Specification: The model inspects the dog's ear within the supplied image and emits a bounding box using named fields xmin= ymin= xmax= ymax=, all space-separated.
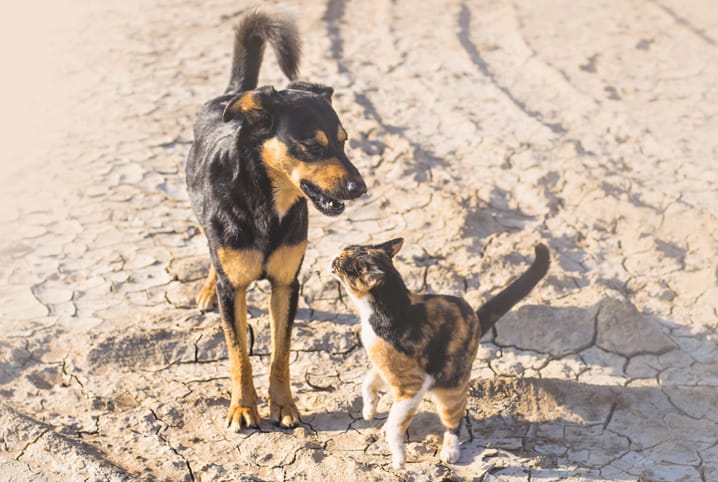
xmin=376 ymin=238 xmax=404 ymax=258
xmin=223 ymin=86 xmax=278 ymax=123
xmin=287 ymin=80 xmax=333 ymax=103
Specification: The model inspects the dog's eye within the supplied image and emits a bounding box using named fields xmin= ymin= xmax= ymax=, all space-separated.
xmin=300 ymin=141 xmax=325 ymax=158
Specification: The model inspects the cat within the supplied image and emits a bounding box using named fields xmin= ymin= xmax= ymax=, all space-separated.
xmin=330 ymin=238 xmax=549 ymax=469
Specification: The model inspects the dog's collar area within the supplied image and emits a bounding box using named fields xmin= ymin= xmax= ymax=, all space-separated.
xmin=300 ymin=180 xmax=345 ymax=216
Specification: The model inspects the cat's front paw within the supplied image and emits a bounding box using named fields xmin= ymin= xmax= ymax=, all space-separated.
xmin=391 ymin=453 xmax=406 ymax=470
xmin=362 ymin=398 xmax=377 ymax=420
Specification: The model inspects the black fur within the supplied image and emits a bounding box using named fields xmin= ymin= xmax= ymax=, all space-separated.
xmin=334 ymin=242 xmax=549 ymax=387
xmin=476 ymin=244 xmax=550 ymax=335
xmin=185 ymin=10 xmax=366 ymax=427
xmin=227 ymin=9 xmax=301 ymax=94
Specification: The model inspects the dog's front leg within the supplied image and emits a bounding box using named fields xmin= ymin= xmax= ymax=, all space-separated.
xmin=266 ymin=242 xmax=306 ymax=427
xmin=216 ymin=280 xmax=259 ymax=430
xmin=267 ymin=278 xmax=300 ymax=427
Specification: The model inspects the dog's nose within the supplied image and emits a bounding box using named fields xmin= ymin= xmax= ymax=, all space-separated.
xmin=345 ymin=179 xmax=367 ymax=198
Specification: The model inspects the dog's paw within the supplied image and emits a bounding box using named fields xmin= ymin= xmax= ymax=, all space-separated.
xmin=226 ymin=404 xmax=260 ymax=431
xmin=269 ymin=399 xmax=300 ymax=428
xmin=196 ymin=285 xmax=216 ymax=311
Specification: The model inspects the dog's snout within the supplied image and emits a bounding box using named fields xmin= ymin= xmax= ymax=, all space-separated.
xmin=345 ymin=179 xmax=367 ymax=198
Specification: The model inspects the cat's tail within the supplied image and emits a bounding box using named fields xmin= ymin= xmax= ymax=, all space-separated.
xmin=476 ymin=244 xmax=550 ymax=336
xmin=225 ymin=9 xmax=301 ymax=94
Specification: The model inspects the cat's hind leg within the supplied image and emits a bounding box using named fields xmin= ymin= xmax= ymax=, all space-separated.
xmin=432 ymin=385 xmax=467 ymax=464
xmin=385 ymin=375 xmax=433 ymax=469
xmin=362 ymin=367 xmax=385 ymax=420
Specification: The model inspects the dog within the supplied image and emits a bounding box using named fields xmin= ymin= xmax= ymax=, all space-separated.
xmin=185 ymin=9 xmax=367 ymax=430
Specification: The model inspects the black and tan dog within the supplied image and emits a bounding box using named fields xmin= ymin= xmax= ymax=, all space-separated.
xmin=185 ymin=10 xmax=366 ymax=430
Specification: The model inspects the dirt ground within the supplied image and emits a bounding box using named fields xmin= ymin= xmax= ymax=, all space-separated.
xmin=1 ymin=0 xmax=717 ymax=480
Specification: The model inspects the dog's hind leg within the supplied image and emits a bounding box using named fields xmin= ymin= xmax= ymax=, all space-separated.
xmin=196 ymin=264 xmax=217 ymax=310
xmin=265 ymin=241 xmax=307 ymax=428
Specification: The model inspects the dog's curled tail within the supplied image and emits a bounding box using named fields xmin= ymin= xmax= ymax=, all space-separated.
xmin=226 ymin=9 xmax=301 ymax=94
xmin=476 ymin=244 xmax=550 ymax=336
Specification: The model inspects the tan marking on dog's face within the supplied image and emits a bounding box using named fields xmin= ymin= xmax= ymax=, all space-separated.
xmin=294 ymin=157 xmax=350 ymax=194
xmin=265 ymin=241 xmax=307 ymax=285
xmin=337 ymin=126 xmax=347 ymax=143
xmin=315 ymin=130 xmax=329 ymax=147
xmin=261 ymin=138 xmax=303 ymax=216
xmin=216 ymin=247 xmax=264 ymax=287
xmin=262 ymin=136 xmax=357 ymax=198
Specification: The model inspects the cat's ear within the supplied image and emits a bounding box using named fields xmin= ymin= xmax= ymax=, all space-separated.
xmin=363 ymin=265 xmax=385 ymax=289
xmin=377 ymin=238 xmax=404 ymax=258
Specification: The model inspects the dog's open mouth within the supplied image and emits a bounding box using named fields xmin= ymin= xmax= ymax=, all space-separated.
xmin=300 ymin=181 xmax=345 ymax=216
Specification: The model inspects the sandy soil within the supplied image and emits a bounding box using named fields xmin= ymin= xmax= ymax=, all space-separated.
xmin=1 ymin=0 xmax=717 ymax=480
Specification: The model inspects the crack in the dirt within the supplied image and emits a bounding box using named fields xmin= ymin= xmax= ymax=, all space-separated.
xmin=650 ymin=0 xmax=716 ymax=45
xmin=14 ymin=428 xmax=50 ymax=461
xmin=149 ymin=408 xmax=195 ymax=482
xmin=602 ymin=402 xmax=617 ymax=430
xmin=457 ymin=3 xmax=566 ymax=135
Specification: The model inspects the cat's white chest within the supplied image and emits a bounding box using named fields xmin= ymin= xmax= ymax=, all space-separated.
xmin=349 ymin=293 xmax=378 ymax=352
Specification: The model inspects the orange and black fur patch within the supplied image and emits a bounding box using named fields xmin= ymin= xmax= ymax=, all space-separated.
xmin=185 ymin=9 xmax=367 ymax=431
xmin=331 ymin=238 xmax=549 ymax=468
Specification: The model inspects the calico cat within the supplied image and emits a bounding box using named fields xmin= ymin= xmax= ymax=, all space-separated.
xmin=330 ymin=238 xmax=549 ymax=469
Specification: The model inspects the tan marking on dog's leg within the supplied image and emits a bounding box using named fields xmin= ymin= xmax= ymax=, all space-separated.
xmin=267 ymin=283 xmax=300 ymax=427
xmin=214 ymin=247 xmax=263 ymax=430
xmin=337 ymin=125 xmax=347 ymax=143
xmin=196 ymin=264 xmax=217 ymax=310
xmin=265 ymin=242 xmax=306 ymax=427
xmin=216 ymin=247 xmax=263 ymax=287
xmin=222 ymin=285 xmax=260 ymax=430
xmin=265 ymin=242 xmax=307 ymax=285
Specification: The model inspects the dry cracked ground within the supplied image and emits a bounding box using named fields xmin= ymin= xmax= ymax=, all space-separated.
xmin=1 ymin=0 xmax=717 ymax=480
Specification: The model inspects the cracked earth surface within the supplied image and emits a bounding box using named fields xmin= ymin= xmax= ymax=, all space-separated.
xmin=1 ymin=0 xmax=717 ymax=480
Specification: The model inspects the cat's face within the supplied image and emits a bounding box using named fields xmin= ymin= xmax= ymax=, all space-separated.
xmin=330 ymin=238 xmax=404 ymax=298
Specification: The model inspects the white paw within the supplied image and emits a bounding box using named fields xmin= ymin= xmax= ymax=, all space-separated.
xmin=440 ymin=444 xmax=460 ymax=464
xmin=362 ymin=398 xmax=377 ymax=420
xmin=440 ymin=432 xmax=460 ymax=464
xmin=391 ymin=454 xmax=406 ymax=470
